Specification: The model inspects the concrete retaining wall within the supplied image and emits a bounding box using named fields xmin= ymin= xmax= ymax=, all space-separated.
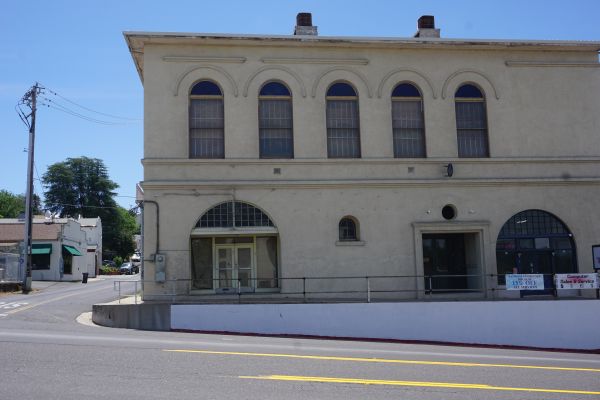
xmin=171 ymin=300 xmax=600 ymax=350
xmin=93 ymin=303 xmax=171 ymax=331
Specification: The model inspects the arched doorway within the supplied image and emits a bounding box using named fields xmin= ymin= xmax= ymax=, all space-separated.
xmin=190 ymin=201 xmax=279 ymax=293
xmin=496 ymin=210 xmax=577 ymax=288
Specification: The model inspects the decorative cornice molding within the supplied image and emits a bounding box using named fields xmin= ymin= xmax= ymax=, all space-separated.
xmin=505 ymin=61 xmax=600 ymax=67
xmin=311 ymin=67 xmax=373 ymax=98
xmin=140 ymin=178 xmax=600 ymax=191
xmin=377 ymin=68 xmax=437 ymax=99
xmin=142 ymin=157 xmax=600 ymax=166
xmin=261 ymin=57 xmax=369 ymax=65
xmin=441 ymin=69 xmax=500 ymax=100
xmin=172 ymin=65 xmax=239 ymax=97
xmin=162 ymin=56 xmax=246 ymax=63
xmin=412 ymin=221 xmax=490 ymax=228
xmin=242 ymin=65 xmax=307 ymax=98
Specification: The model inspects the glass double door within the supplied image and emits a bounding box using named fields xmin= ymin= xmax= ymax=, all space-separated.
xmin=215 ymin=244 xmax=254 ymax=291
xmin=423 ymin=233 xmax=468 ymax=292
xmin=518 ymin=251 xmax=554 ymax=294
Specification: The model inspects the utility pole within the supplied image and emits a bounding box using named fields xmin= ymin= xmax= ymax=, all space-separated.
xmin=18 ymin=83 xmax=43 ymax=293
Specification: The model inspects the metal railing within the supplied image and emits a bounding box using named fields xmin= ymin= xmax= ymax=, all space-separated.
xmin=113 ymin=280 xmax=141 ymax=304
xmin=123 ymin=272 xmax=599 ymax=303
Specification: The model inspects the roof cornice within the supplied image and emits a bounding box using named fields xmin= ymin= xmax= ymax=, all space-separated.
xmin=124 ymin=31 xmax=600 ymax=83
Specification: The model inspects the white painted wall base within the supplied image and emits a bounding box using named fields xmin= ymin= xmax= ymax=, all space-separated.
xmin=171 ymin=300 xmax=600 ymax=350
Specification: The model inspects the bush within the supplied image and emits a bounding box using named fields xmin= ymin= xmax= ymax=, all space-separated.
xmin=113 ymin=256 xmax=123 ymax=266
xmin=99 ymin=266 xmax=119 ymax=275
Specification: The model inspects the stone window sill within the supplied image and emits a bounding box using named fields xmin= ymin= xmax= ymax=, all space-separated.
xmin=335 ymin=240 xmax=365 ymax=246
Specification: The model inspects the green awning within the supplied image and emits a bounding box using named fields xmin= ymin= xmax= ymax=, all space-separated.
xmin=62 ymin=245 xmax=82 ymax=256
xmin=32 ymin=243 xmax=52 ymax=255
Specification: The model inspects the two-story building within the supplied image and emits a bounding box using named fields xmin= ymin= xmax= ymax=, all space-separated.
xmin=126 ymin=14 xmax=600 ymax=301
xmin=78 ymin=217 xmax=102 ymax=278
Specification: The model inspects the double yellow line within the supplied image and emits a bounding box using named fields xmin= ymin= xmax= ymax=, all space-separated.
xmin=165 ymin=349 xmax=600 ymax=373
xmin=166 ymin=349 xmax=600 ymax=396
xmin=239 ymin=375 xmax=600 ymax=396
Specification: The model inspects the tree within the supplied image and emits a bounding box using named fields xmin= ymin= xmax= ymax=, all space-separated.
xmin=110 ymin=207 xmax=138 ymax=257
xmin=42 ymin=157 xmax=136 ymax=258
xmin=0 ymin=190 xmax=41 ymax=218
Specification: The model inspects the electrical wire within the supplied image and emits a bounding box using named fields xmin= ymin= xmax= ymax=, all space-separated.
xmin=15 ymin=103 xmax=31 ymax=129
xmin=42 ymin=84 xmax=141 ymax=121
xmin=39 ymin=99 xmax=124 ymax=125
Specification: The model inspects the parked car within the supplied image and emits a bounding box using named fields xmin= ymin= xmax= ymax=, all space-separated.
xmin=119 ymin=262 xmax=139 ymax=275
xmin=103 ymin=260 xmax=116 ymax=268
xmin=130 ymin=252 xmax=141 ymax=266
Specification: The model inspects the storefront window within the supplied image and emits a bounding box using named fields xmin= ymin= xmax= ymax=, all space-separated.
xmin=495 ymin=210 xmax=576 ymax=285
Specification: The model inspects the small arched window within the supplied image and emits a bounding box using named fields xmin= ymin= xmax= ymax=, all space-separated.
xmin=326 ymin=82 xmax=361 ymax=158
xmin=189 ymin=80 xmax=224 ymax=158
xmin=392 ymin=83 xmax=425 ymax=157
xmin=259 ymin=82 xmax=293 ymax=158
xmin=339 ymin=217 xmax=359 ymax=241
xmin=455 ymin=84 xmax=489 ymax=158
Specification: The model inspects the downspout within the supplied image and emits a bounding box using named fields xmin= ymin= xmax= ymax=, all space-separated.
xmin=139 ymin=200 xmax=159 ymax=254
xmin=138 ymin=199 xmax=159 ymax=298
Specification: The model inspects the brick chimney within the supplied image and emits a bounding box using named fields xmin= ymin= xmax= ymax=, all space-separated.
xmin=294 ymin=12 xmax=318 ymax=36
xmin=414 ymin=15 xmax=440 ymax=38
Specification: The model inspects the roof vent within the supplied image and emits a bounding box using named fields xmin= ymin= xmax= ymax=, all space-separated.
xmin=414 ymin=15 xmax=440 ymax=38
xmin=294 ymin=12 xmax=318 ymax=36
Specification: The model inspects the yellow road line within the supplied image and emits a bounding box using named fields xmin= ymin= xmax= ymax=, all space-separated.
xmin=239 ymin=375 xmax=600 ymax=396
xmin=164 ymin=349 xmax=600 ymax=373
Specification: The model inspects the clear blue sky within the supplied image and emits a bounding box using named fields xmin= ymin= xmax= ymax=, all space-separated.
xmin=2 ymin=0 xmax=599 ymax=210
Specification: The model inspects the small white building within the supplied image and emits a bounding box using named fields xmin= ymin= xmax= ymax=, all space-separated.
xmin=0 ymin=217 xmax=101 ymax=281
xmin=78 ymin=217 xmax=103 ymax=278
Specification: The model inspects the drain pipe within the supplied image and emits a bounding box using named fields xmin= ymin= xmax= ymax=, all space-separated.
xmin=139 ymin=200 xmax=159 ymax=254
xmin=138 ymin=199 xmax=160 ymax=296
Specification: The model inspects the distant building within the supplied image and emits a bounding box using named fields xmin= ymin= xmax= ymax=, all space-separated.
xmin=0 ymin=217 xmax=102 ymax=281
xmin=126 ymin=14 xmax=600 ymax=301
xmin=78 ymin=217 xmax=103 ymax=278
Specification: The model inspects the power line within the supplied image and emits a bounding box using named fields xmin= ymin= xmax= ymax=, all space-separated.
xmin=42 ymin=84 xmax=141 ymax=121
xmin=46 ymin=202 xmax=132 ymax=210
xmin=15 ymin=103 xmax=32 ymax=129
xmin=39 ymin=98 xmax=126 ymax=125
xmin=33 ymin=163 xmax=44 ymax=200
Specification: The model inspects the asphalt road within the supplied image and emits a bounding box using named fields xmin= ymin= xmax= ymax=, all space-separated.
xmin=0 ymin=277 xmax=599 ymax=400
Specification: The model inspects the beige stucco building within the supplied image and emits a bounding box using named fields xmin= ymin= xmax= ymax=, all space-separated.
xmin=126 ymin=15 xmax=600 ymax=301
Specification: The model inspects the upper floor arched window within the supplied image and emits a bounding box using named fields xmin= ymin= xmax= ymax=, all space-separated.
xmin=189 ymin=80 xmax=224 ymax=158
xmin=392 ymin=83 xmax=426 ymax=158
xmin=259 ymin=81 xmax=293 ymax=158
xmin=326 ymin=82 xmax=361 ymax=158
xmin=455 ymin=84 xmax=489 ymax=158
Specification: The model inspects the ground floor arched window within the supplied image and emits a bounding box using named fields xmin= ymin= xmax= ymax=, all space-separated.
xmin=190 ymin=201 xmax=279 ymax=293
xmin=495 ymin=209 xmax=577 ymax=285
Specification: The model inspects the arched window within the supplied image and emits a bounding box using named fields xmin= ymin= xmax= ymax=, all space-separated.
xmin=495 ymin=210 xmax=577 ymax=285
xmin=196 ymin=201 xmax=274 ymax=228
xmin=259 ymin=82 xmax=293 ymax=158
xmin=339 ymin=217 xmax=359 ymax=241
xmin=455 ymin=84 xmax=489 ymax=158
xmin=191 ymin=201 xmax=278 ymax=292
xmin=189 ymin=80 xmax=224 ymax=158
xmin=326 ymin=82 xmax=361 ymax=158
xmin=392 ymin=83 xmax=425 ymax=157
